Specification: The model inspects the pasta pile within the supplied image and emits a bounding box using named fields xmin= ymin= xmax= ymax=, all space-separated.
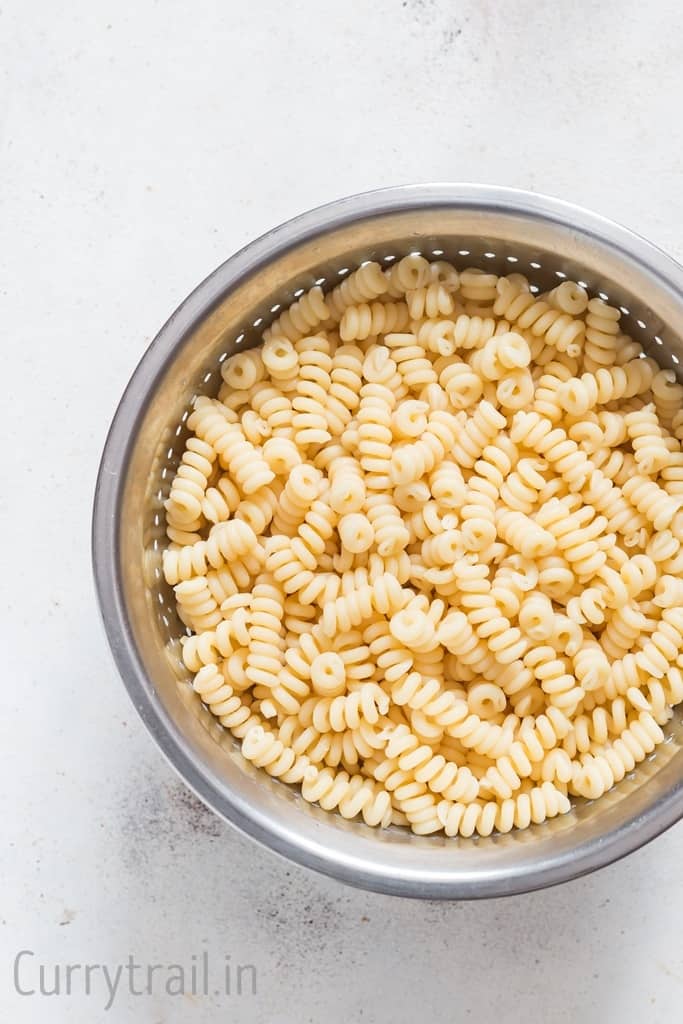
xmin=162 ymin=253 xmax=683 ymax=837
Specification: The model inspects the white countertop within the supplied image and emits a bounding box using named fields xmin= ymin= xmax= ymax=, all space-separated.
xmin=3 ymin=1 xmax=683 ymax=1020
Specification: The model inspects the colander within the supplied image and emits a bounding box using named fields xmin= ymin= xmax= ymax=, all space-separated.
xmin=92 ymin=184 xmax=683 ymax=899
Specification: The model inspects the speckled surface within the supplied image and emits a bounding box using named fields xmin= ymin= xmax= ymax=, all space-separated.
xmin=3 ymin=1 xmax=683 ymax=1020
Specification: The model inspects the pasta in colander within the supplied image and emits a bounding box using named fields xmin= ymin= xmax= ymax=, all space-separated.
xmin=161 ymin=253 xmax=683 ymax=837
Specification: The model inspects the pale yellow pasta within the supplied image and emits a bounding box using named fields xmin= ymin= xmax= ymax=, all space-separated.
xmin=496 ymin=368 xmax=534 ymax=411
xmin=270 ymin=463 xmax=321 ymax=535
xmin=262 ymin=436 xmax=302 ymax=476
xmin=393 ymin=480 xmax=431 ymax=513
xmin=263 ymin=285 xmax=330 ymax=344
xmin=160 ymin=256 xmax=683 ymax=838
xmin=384 ymin=253 xmax=431 ymax=294
xmin=384 ymin=331 xmax=438 ymax=390
xmin=451 ymin=401 xmax=506 ymax=469
xmin=438 ymin=359 xmax=483 ymax=410
xmin=556 ymin=360 xmax=657 ymax=417
xmin=165 ymin=437 xmax=216 ymax=529
xmin=221 ymin=348 xmax=264 ymax=391
xmin=459 ymin=268 xmax=498 ymax=303
xmin=392 ymin=399 xmax=429 ymax=439
xmin=518 ymin=592 xmax=555 ymax=641
xmin=468 ymin=681 xmax=507 ymax=718
xmin=339 ymin=301 xmax=410 ymax=342
xmin=499 ymin=457 xmax=546 ymax=513
xmin=338 ymin=513 xmax=374 ymax=554
xmin=625 ymin=403 xmax=670 ymax=475
xmin=547 ymin=280 xmax=589 ymax=316
xmin=291 ymin=336 xmax=333 ymax=446
xmin=428 ymin=314 xmax=497 ymax=351
xmin=325 ymin=262 xmax=387 ymax=320
xmin=188 ymin=398 xmax=274 ymax=495
xmin=653 ymin=368 xmax=683 ymax=428
xmin=261 ymin=336 xmax=299 ymax=383
xmin=328 ymin=455 xmax=365 ymax=515
xmin=496 ymin=509 xmax=555 ymax=559
xmin=406 ymin=281 xmax=455 ymax=320
xmin=473 ymin=331 xmax=530 ymax=381
xmin=249 ymin=382 xmax=293 ymax=433
xmin=310 ymin=652 xmax=347 ymax=697
xmin=583 ymin=297 xmax=621 ymax=371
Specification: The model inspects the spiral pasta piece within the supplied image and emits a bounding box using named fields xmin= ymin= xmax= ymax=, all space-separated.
xmin=266 ymin=500 xmax=338 ymax=595
xmin=471 ymin=331 xmax=530 ymax=380
xmin=436 ymin=609 xmax=498 ymax=677
xmin=405 ymin=281 xmax=455 ymax=320
xmin=532 ymin=364 xmax=575 ymax=423
xmin=263 ymin=285 xmax=330 ymax=344
xmin=470 ymin=600 xmax=528 ymax=665
xmin=583 ymin=297 xmax=621 ymax=371
xmin=193 ymin=664 xmax=262 ymax=737
xmin=497 ymin=368 xmax=535 ymax=411
xmin=621 ymin=475 xmax=682 ymax=532
xmin=163 ymin=520 xmax=262 ymax=585
xmin=301 ymin=766 xmax=393 ymax=827
xmin=510 ymin=411 xmax=595 ymax=491
xmin=624 ymin=403 xmax=670 ymax=475
xmin=430 ymin=313 xmax=500 ymax=352
xmin=547 ymin=280 xmax=589 ymax=316
xmin=364 ymin=491 xmax=410 ymax=556
xmin=326 ymin=262 xmax=388 ymax=320
xmin=570 ymin=713 xmax=664 ymax=799
xmin=435 ymin=783 xmax=571 ymax=837
xmin=249 ymin=382 xmax=293 ymax=433
xmin=534 ymin=498 xmax=607 ymax=579
xmin=310 ymin=684 xmax=390 ymax=732
xmin=635 ymin=607 xmax=683 ymax=678
xmin=494 ymin=280 xmax=584 ymax=356
xmin=391 ymin=409 xmax=463 ymax=484
xmin=244 ymin=580 xmax=285 ymax=692
xmin=271 ymin=463 xmax=322 ymax=535
xmin=601 ymin=603 xmax=648 ymax=660
xmin=188 ymin=397 xmax=274 ymax=495
xmin=496 ymin=509 xmax=555 ymax=560
xmin=499 ymin=457 xmax=546 ymax=513
xmin=181 ymin=607 xmax=249 ymax=671
xmin=321 ymin=573 xmax=408 ymax=637
xmin=384 ymin=253 xmax=431 ymax=295
xmin=200 ymin=475 xmax=241 ymax=526
xmin=384 ymin=332 xmax=438 ymax=390
xmin=459 ymin=268 xmax=498 ymax=304
xmin=556 ymin=359 xmax=657 ymax=417
xmin=242 ymin=726 xmax=311 ymax=783
xmin=652 ymin=368 xmax=683 ymax=428
xmin=339 ymin=301 xmax=410 ymax=342
xmin=165 ymin=437 xmax=216 ymax=534
xmin=358 ymin=396 xmax=395 ymax=484
xmin=460 ymin=470 xmax=499 ymax=552
xmin=438 ymin=359 xmax=483 ymax=410
xmin=221 ymin=348 xmax=265 ymax=391
xmin=451 ymin=401 xmax=506 ymax=469
xmin=382 ymin=725 xmax=479 ymax=799
xmin=291 ymin=336 xmax=333 ymax=446
xmin=261 ymin=336 xmax=299 ymax=390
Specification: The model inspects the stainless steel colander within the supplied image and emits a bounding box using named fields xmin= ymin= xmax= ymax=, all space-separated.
xmin=92 ymin=184 xmax=683 ymax=898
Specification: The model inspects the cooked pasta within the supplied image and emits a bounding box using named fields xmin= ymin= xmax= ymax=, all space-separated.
xmin=162 ymin=255 xmax=683 ymax=838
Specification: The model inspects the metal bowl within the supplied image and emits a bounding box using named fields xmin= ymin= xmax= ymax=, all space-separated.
xmin=92 ymin=184 xmax=683 ymax=898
